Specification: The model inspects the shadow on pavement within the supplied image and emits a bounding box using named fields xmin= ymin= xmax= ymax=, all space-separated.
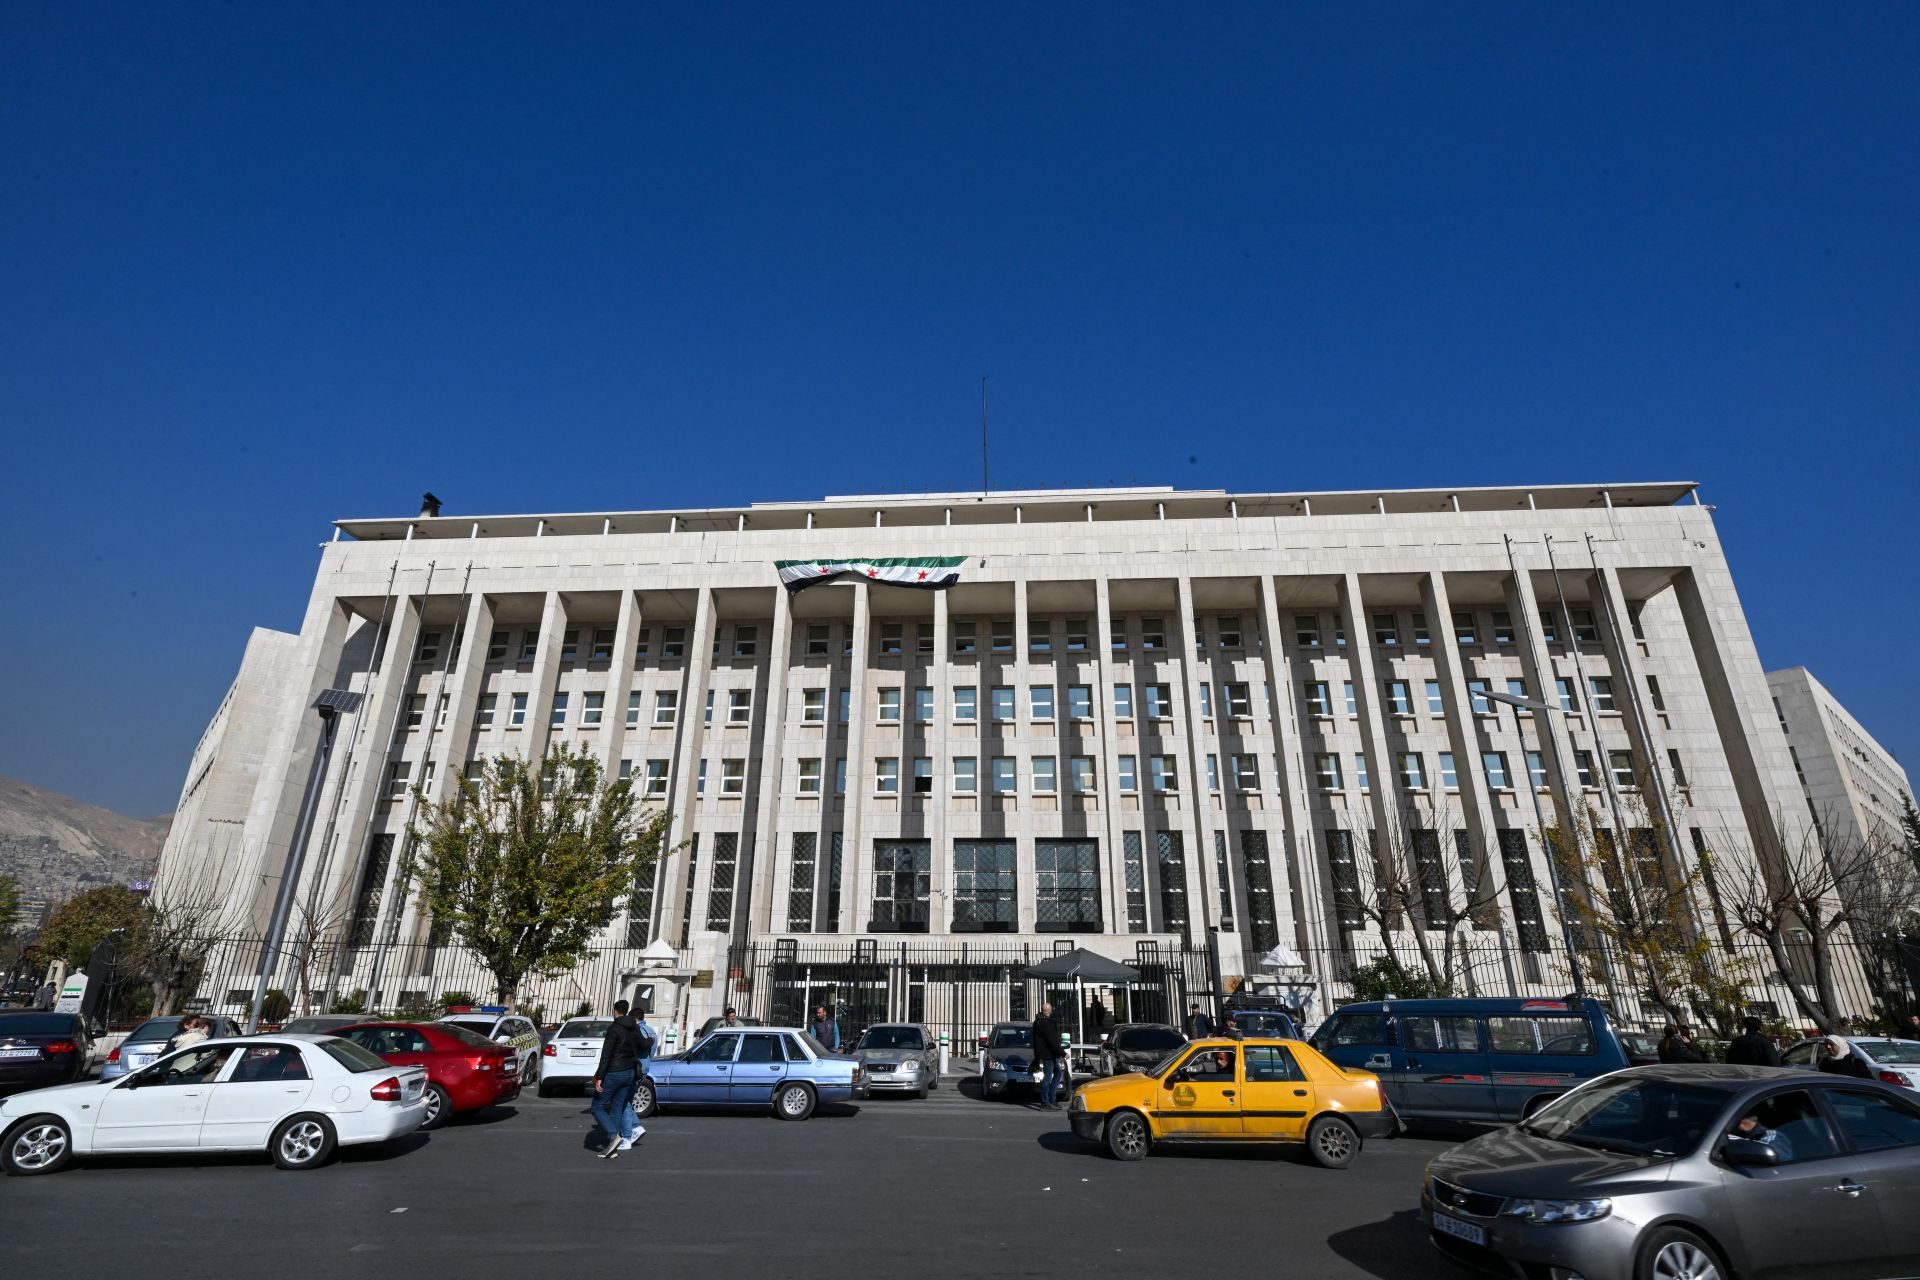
xmin=451 ymin=1105 xmax=521 ymax=1127
xmin=1326 ymin=1209 xmax=1433 ymax=1279
xmin=339 ymin=1132 xmax=431 ymax=1163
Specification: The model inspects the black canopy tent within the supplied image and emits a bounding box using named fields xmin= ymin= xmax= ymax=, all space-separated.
xmin=1022 ymin=949 xmax=1142 ymax=1046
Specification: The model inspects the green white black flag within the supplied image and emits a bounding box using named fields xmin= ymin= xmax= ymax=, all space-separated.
xmin=775 ymin=556 xmax=967 ymax=592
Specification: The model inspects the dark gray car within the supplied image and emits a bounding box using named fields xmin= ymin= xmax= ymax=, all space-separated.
xmin=849 ymin=1022 xmax=939 ymax=1097
xmin=1097 ymin=1023 xmax=1186 ymax=1077
xmin=1422 ymin=1064 xmax=1920 ymax=1280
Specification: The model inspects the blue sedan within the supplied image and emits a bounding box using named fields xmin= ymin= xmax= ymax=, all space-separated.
xmin=634 ymin=1027 xmax=862 ymax=1121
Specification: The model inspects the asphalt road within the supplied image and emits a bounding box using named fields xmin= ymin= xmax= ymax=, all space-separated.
xmin=0 ymin=1074 xmax=1466 ymax=1278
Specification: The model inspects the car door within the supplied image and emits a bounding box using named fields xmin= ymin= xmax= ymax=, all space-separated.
xmin=1394 ymin=1014 xmax=1495 ymax=1121
xmin=1154 ymin=1045 xmax=1243 ymax=1138
xmin=1720 ymin=1088 xmax=1888 ymax=1280
xmin=93 ymin=1045 xmax=235 ymax=1150
xmin=1239 ymin=1044 xmax=1314 ymax=1140
xmin=730 ymin=1033 xmax=790 ymax=1106
xmin=200 ymin=1044 xmax=316 ymax=1148
xmin=1820 ymin=1086 xmax=1920 ymax=1273
xmin=664 ymin=1032 xmax=739 ymax=1103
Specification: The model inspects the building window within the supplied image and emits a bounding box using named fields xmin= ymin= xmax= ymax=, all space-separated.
xmin=797 ymin=758 xmax=822 ymax=795
xmin=1113 ymin=683 xmax=1134 ymax=719
xmin=1667 ymin=748 xmax=1688 ymax=788
xmin=509 ymin=692 xmax=528 ymax=727
xmin=487 ymin=630 xmax=509 ymax=661
xmin=1467 ymin=679 xmax=1491 ymax=714
xmin=872 ymin=840 xmax=931 ymax=930
xmin=644 ymin=760 xmax=669 ymax=798
xmin=1150 ymin=755 xmax=1178 ymax=793
xmin=1067 ymin=684 xmax=1092 ymax=720
xmin=1070 ymin=755 xmax=1096 ymax=793
xmin=875 ymin=757 xmax=900 ymax=794
xmin=953 ymin=756 xmax=978 ymax=793
xmin=952 ymin=840 xmax=1017 ymax=929
xmin=550 ymin=692 xmax=569 ymax=727
xmin=802 ymin=688 xmax=825 ymax=723
xmin=728 ymin=689 xmax=752 ymax=725
xmin=1117 ymin=754 xmax=1138 ymax=793
xmin=654 ymin=691 xmax=677 ymax=726
xmin=1504 ymin=677 xmax=1528 ymax=706
xmin=1354 ymin=751 xmax=1370 ymax=792
xmin=1197 ymin=683 xmax=1213 ymax=719
xmin=1032 ymin=756 xmax=1057 ymax=794
xmin=1438 ymin=752 xmax=1458 ymax=789
xmin=878 ymin=622 xmax=903 ymax=655
xmin=633 ymin=628 xmax=651 ymax=660
xmin=990 ymin=686 xmax=1015 ymax=722
xmin=1314 ymin=753 xmax=1343 ymax=790
xmin=1222 ymin=682 xmax=1251 ymax=719
xmin=1498 ymin=830 xmax=1549 ymax=952
xmin=1555 ymin=677 xmax=1577 ymax=712
xmin=406 ymin=694 xmax=427 ymax=730
xmin=591 ymin=628 xmax=615 ymax=661
xmin=1372 ymin=613 xmax=1399 ymax=646
xmin=1325 ymin=829 xmax=1362 ymax=931
xmin=1294 ymin=615 xmax=1321 ymax=648
xmin=787 ymin=833 xmax=817 ymax=932
xmin=704 ymin=690 xmax=714 ymax=725
xmin=581 ymin=692 xmax=604 ymax=726
xmin=1030 ymin=685 xmax=1055 ymax=721
xmin=1570 ymin=608 xmax=1599 ymax=644
xmin=519 ymin=632 xmax=540 ymax=662
xmin=1525 ymin=750 xmax=1547 ymax=789
xmin=1218 ymin=616 xmax=1243 ymax=648
xmin=1141 ymin=618 xmax=1165 ymax=650
xmin=1608 ymin=750 xmax=1636 ymax=787
xmin=1399 ymin=752 xmax=1426 ymax=790
xmin=912 ymin=756 xmax=933 ymax=795
xmin=952 ymin=621 xmax=977 ymax=655
xmin=1233 ymin=754 xmax=1260 ymax=791
xmin=1589 ymin=677 xmax=1616 ymax=712
xmin=1343 ymin=681 xmax=1358 ymax=715
xmin=1574 ymin=750 xmax=1597 ymax=788
xmin=1065 ymin=619 xmax=1089 ymax=651
xmin=560 ymin=629 xmax=579 ymax=663
xmin=806 ymin=623 xmax=830 ymax=657
xmin=1647 ymin=674 xmax=1666 ymax=713
xmin=385 ymin=761 xmax=411 ymax=799
xmin=1424 ymin=680 xmax=1445 ymax=714
xmin=719 ymin=759 xmax=745 ymax=796
xmin=877 ymin=687 xmax=902 ymax=723
xmin=838 ymin=689 xmax=850 ymax=723
xmin=1490 ymin=611 xmax=1513 ymax=645
xmin=1304 ymin=681 xmax=1332 ymax=716
xmin=1029 ymin=620 xmax=1050 ymax=653
xmin=417 ymin=631 xmax=442 ymax=664
xmin=624 ymin=691 xmax=642 ymax=726
xmin=1205 ymin=754 xmax=1220 ymax=793
xmin=1122 ymin=831 xmax=1148 ymax=932
xmin=1452 ymin=611 xmax=1477 ymax=645
xmin=824 ymin=832 xmax=844 ymax=929
xmin=477 ymin=693 xmax=497 ymax=728
xmin=662 ymin=627 xmax=687 ymax=660
xmin=990 ymin=619 xmax=1013 ymax=653
xmin=1483 ymin=751 xmax=1511 ymax=790
xmin=1387 ymin=680 xmax=1413 ymax=715
xmin=1110 ymin=617 xmax=1127 ymax=651
xmin=705 ymin=833 xmax=739 ymax=929
xmin=1155 ymin=832 xmax=1188 ymax=933
xmin=1145 ymin=683 xmax=1172 ymax=719
xmin=953 ymin=686 xmax=978 ymax=721
xmin=1411 ymin=612 xmax=1431 ymax=646
xmin=990 ymin=756 xmax=1016 ymax=794
xmin=1239 ymin=831 xmax=1276 ymax=949
xmin=913 ymin=686 xmax=933 ymax=722
xmin=1037 ymin=838 xmax=1101 ymax=930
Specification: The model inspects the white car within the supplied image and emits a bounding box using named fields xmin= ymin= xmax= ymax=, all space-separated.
xmin=1783 ymin=1035 xmax=1920 ymax=1089
xmin=538 ymin=1017 xmax=614 ymax=1096
xmin=0 ymin=1034 xmax=428 ymax=1176
xmin=439 ymin=1007 xmax=543 ymax=1084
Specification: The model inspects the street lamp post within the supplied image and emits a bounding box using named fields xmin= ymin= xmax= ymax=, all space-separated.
xmin=1482 ymin=687 xmax=1586 ymax=996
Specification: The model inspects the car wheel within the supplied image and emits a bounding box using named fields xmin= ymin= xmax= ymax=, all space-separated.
xmin=1306 ymin=1115 xmax=1358 ymax=1169
xmin=916 ymin=1081 xmax=930 ymax=1100
xmin=1105 ymin=1110 xmax=1150 ymax=1161
xmin=420 ymin=1082 xmax=452 ymax=1130
xmin=2 ymin=1116 xmax=73 ymax=1176
xmin=536 ymin=1078 xmax=555 ymax=1098
xmin=271 ymin=1114 xmax=337 ymax=1170
xmin=774 ymin=1081 xmax=816 ymax=1121
xmin=1637 ymin=1226 xmax=1727 ymax=1280
xmin=631 ymin=1079 xmax=658 ymax=1119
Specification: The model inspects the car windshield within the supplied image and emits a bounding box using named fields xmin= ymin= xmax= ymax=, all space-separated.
xmin=1519 ymin=1077 xmax=1727 ymax=1158
xmin=0 ymin=1014 xmax=80 ymax=1036
xmin=435 ymin=1024 xmax=499 ymax=1049
xmin=1235 ymin=1014 xmax=1292 ymax=1035
xmin=319 ymin=1039 xmax=392 ymax=1072
xmin=857 ymin=1026 xmax=925 ymax=1050
xmin=559 ymin=1020 xmax=614 ymax=1040
xmin=1120 ymin=1027 xmax=1186 ymax=1052
xmin=991 ymin=1027 xmax=1033 ymax=1049
xmin=126 ymin=1018 xmax=182 ymax=1043
xmin=1853 ymin=1040 xmax=1920 ymax=1065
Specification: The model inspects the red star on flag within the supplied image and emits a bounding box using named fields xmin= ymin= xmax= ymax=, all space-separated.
xmin=866 ymin=568 xmax=878 ymax=577
xmin=819 ymin=567 xmax=830 ymax=575
xmin=917 ymin=570 xmax=928 ymax=580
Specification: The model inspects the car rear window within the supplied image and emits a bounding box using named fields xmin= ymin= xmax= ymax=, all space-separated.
xmin=559 ymin=1020 xmax=613 ymax=1040
xmin=126 ymin=1019 xmax=181 ymax=1043
xmin=0 ymin=1014 xmax=80 ymax=1036
xmin=320 ymin=1038 xmax=394 ymax=1073
xmin=1120 ymin=1027 xmax=1185 ymax=1052
xmin=1853 ymin=1041 xmax=1920 ymax=1065
xmin=1313 ymin=1014 xmax=1385 ymax=1049
xmin=436 ymin=1024 xmax=499 ymax=1049
xmin=443 ymin=1018 xmax=497 ymax=1037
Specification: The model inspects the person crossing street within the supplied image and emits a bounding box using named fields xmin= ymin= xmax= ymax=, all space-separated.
xmin=1032 ymin=1003 xmax=1067 ymax=1111
xmin=592 ymin=999 xmax=649 ymax=1159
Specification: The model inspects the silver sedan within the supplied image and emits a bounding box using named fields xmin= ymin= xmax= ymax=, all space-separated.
xmin=848 ymin=1023 xmax=940 ymax=1098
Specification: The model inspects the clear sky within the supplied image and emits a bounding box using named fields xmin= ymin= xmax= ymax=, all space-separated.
xmin=1 ymin=5 xmax=1915 ymax=817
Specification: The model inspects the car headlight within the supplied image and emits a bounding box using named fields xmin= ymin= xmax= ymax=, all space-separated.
xmin=1071 ymin=1094 xmax=1087 ymax=1112
xmin=1502 ymin=1198 xmax=1612 ymax=1224
xmin=900 ymin=1060 xmax=921 ymax=1073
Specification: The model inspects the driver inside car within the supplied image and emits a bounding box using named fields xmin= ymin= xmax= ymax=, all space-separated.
xmin=1189 ymin=1049 xmax=1236 ymax=1081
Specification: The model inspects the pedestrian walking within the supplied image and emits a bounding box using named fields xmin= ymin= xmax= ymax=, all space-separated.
xmin=167 ymin=1014 xmax=211 ymax=1053
xmin=1032 ymin=1002 xmax=1067 ymax=1111
xmin=592 ymin=999 xmax=648 ymax=1159
xmin=35 ymin=981 xmax=56 ymax=1011
xmin=720 ymin=1005 xmax=743 ymax=1028
xmin=1186 ymin=1002 xmax=1213 ymax=1039
xmin=1903 ymin=1012 xmax=1920 ymax=1041
xmin=1818 ymin=1035 xmax=1874 ymax=1080
xmin=809 ymin=1005 xmax=839 ymax=1050
xmin=1089 ymin=996 xmax=1107 ymax=1037
xmin=1725 ymin=1017 xmax=1782 ymax=1067
xmin=1658 ymin=1024 xmax=1706 ymax=1064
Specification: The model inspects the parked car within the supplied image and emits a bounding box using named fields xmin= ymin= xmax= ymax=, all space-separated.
xmin=438 ymin=1007 xmax=543 ymax=1085
xmin=101 ymin=1015 xmax=245 ymax=1081
xmin=980 ymin=1022 xmax=1074 ymax=1101
xmin=1422 ymin=1064 xmax=1920 ymax=1279
xmin=0 ymin=1012 xmax=94 ymax=1094
xmin=1070 ymin=1035 xmax=1392 ymax=1167
xmin=1220 ymin=1009 xmax=1300 ymax=1039
xmin=0 ymin=1034 xmax=428 ymax=1175
xmin=1783 ymin=1035 xmax=1920 ymax=1090
xmin=1098 ymin=1023 xmax=1187 ymax=1077
xmin=1309 ymin=996 xmax=1632 ymax=1124
xmin=636 ymin=1026 xmax=859 ymax=1121
xmin=280 ymin=1014 xmax=371 ymax=1036
xmin=848 ymin=1022 xmax=939 ymax=1097
xmin=538 ymin=1017 xmax=615 ymax=1096
xmin=335 ymin=1021 xmax=522 ymax=1129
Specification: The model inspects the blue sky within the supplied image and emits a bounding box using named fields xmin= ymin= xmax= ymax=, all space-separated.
xmin=1 ymin=5 xmax=1914 ymax=817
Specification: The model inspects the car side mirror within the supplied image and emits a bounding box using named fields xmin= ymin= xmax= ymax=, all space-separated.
xmin=1723 ymin=1138 xmax=1779 ymax=1168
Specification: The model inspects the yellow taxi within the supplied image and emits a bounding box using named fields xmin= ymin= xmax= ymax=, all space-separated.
xmin=1068 ymin=1036 xmax=1394 ymax=1167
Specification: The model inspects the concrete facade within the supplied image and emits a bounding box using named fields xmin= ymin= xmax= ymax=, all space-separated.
xmin=1766 ymin=666 xmax=1913 ymax=853
xmin=154 ymin=481 xmax=1819 ymax=1021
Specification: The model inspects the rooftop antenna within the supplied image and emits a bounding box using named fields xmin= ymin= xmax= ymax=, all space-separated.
xmin=980 ymin=376 xmax=989 ymax=499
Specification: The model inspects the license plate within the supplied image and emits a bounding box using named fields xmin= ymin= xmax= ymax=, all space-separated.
xmin=0 ymin=1048 xmax=38 ymax=1059
xmin=571 ymin=1049 xmax=595 ymax=1057
xmin=1432 ymin=1213 xmax=1486 ymax=1246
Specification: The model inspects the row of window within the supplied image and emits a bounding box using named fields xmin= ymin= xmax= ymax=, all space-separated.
xmin=1310 ymin=747 xmax=1663 ymax=793
xmin=1303 ymin=675 xmax=1619 ymax=716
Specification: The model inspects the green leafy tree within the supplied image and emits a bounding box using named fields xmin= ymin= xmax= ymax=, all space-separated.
xmin=32 ymin=886 xmax=149 ymax=970
xmin=1346 ymin=954 xmax=1446 ymax=1001
xmin=0 ymin=874 xmax=21 ymax=938
xmin=410 ymin=746 xmax=672 ymax=1005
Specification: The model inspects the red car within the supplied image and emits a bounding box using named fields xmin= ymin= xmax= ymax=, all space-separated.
xmin=335 ymin=1022 xmax=521 ymax=1129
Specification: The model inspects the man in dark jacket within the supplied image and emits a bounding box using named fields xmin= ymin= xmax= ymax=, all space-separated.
xmin=1186 ymin=1003 xmax=1213 ymax=1039
xmin=1032 ymin=1003 xmax=1067 ymax=1111
xmin=1659 ymin=1024 xmax=1708 ymax=1064
xmin=592 ymin=1000 xmax=648 ymax=1159
xmin=809 ymin=1006 xmax=839 ymax=1050
xmin=1725 ymin=1017 xmax=1782 ymax=1067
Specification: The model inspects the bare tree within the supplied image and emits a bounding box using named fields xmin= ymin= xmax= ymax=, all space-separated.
xmin=1347 ymin=800 xmax=1512 ymax=996
xmin=141 ymin=850 xmax=247 ymax=1016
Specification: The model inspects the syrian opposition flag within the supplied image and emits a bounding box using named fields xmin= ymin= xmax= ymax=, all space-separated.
xmin=776 ymin=556 xmax=968 ymax=592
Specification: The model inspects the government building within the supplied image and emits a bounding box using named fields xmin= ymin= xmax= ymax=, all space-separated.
xmin=156 ymin=482 xmax=1840 ymax=1037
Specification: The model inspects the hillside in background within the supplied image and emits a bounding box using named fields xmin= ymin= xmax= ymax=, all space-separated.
xmin=0 ymin=776 xmax=171 ymax=913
